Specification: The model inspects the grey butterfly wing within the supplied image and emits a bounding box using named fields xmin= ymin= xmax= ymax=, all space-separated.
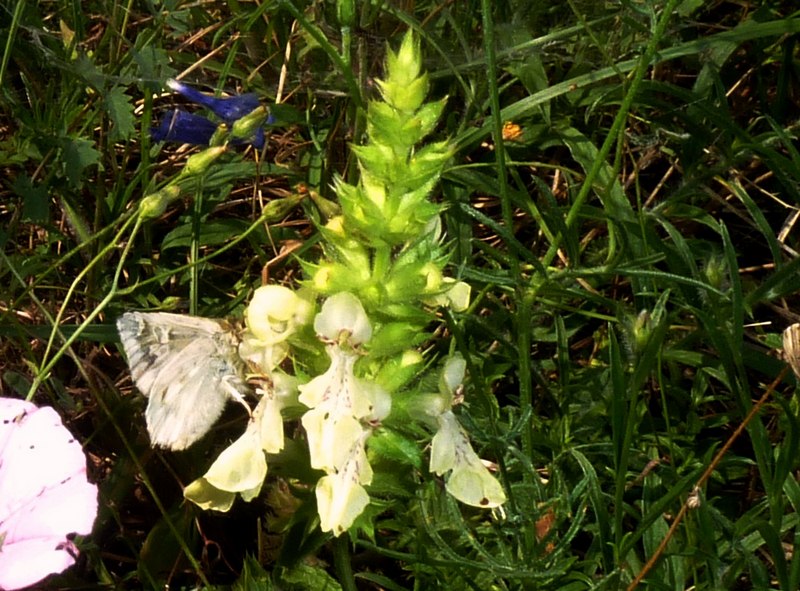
xmin=784 ymin=323 xmax=800 ymax=379
xmin=116 ymin=311 xmax=247 ymax=450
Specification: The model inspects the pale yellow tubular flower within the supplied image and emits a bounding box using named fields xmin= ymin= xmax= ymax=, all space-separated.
xmin=427 ymin=356 xmax=506 ymax=509
xmin=238 ymin=334 xmax=289 ymax=374
xmin=429 ymin=410 xmax=460 ymax=475
xmin=363 ymin=379 xmax=392 ymax=422
xmin=184 ymin=416 xmax=268 ymax=511
xmin=246 ymin=285 xmax=311 ymax=344
xmin=316 ymin=475 xmax=369 ymax=537
xmin=203 ymin=419 xmax=267 ymax=493
xmin=302 ymin=408 xmax=363 ymax=472
xmin=314 ymin=292 xmax=372 ymax=345
xmin=256 ymin=372 xmax=297 ymax=454
xmin=430 ymin=410 xmax=506 ymax=508
xmin=440 ymin=354 xmax=466 ymax=396
xmin=315 ymin=432 xmax=373 ymax=536
xmin=446 ymin=459 xmax=507 ymax=509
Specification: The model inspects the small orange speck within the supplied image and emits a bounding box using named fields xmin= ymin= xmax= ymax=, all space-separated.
xmin=502 ymin=121 xmax=523 ymax=142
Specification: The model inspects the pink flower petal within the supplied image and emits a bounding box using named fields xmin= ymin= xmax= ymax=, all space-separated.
xmin=0 ymin=398 xmax=98 ymax=591
xmin=0 ymin=538 xmax=79 ymax=590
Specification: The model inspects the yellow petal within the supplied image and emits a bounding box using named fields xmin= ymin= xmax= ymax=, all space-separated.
xmin=253 ymin=389 xmax=286 ymax=454
xmin=316 ymin=473 xmax=370 ymax=536
xmin=302 ymin=408 xmax=363 ymax=472
xmin=246 ymin=285 xmax=305 ymax=343
xmin=445 ymin=460 xmax=506 ymax=509
xmin=204 ymin=424 xmax=267 ymax=492
xmin=183 ymin=478 xmax=236 ymax=512
xmin=429 ymin=411 xmax=460 ymax=475
xmin=314 ymin=292 xmax=372 ymax=344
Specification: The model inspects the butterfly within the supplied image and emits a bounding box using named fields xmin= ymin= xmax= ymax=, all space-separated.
xmin=0 ymin=397 xmax=97 ymax=590
xmin=783 ymin=323 xmax=800 ymax=380
xmin=116 ymin=312 xmax=250 ymax=450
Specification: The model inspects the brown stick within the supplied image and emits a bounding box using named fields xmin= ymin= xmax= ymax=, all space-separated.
xmin=625 ymin=366 xmax=788 ymax=590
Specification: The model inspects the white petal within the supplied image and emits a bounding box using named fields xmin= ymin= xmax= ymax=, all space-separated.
xmin=440 ymin=355 xmax=466 ymax=396
xmin=298 ymin=348 xmax=373 ymax=418
xmin=314 ymin=292 xmax=372 ymax=344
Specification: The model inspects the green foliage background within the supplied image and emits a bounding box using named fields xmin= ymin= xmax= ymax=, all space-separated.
xmin=3 ymin=0 xmax=800 ymax=589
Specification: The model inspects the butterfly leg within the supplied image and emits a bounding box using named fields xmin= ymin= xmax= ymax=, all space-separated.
xmin=221 ymin=376 xmax=253 ymax=416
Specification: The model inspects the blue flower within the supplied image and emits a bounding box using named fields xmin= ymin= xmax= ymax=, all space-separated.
xmin=167 ymin=79 xmax=261 ymax=124
xmin=151 ymin=79 xmax=273 ymax=148
xmin=150 ymin=109 xmax=218 ymax=145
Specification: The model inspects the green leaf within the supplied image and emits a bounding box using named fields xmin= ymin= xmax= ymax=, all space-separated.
xmin=279 ymin=563 xmax=342 ymax=590
xmin=368 ymin=429 xmax=423 ymax=469
xmin=59 ymin=135 xmax=100 ymax=188
xmin=138 ymin=505 xmax=197 ymax=585
xmin=161 ymin=219 xmax=251 ymax=250
xmin=132 ymin=40 xmax=173 ymax=93
xmin=14 ymin=174 xmax=49 ymax=223
xmin=232 ymin=555 xmax=273 ymax=591
xmin=105 ymin=86 xmax=136 ymax=142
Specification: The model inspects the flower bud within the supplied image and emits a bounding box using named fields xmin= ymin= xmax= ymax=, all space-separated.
xmin=179 ymin=145 xmax=227 ymax=177
xmin=138 ymin=184 xmax=181 ymax=219
xmin=230 ymin=105 xmax=269 ymax=142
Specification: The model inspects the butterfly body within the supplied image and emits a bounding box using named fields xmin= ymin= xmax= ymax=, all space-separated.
xmin=117 ymin=311 xmax=248 ymax=450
